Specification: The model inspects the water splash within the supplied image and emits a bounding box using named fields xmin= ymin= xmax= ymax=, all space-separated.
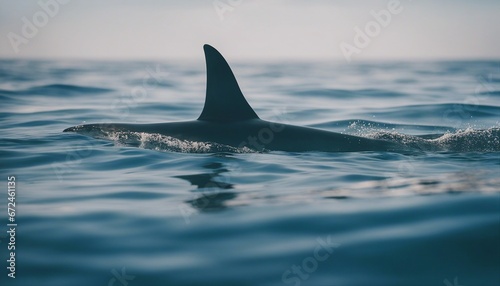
xmin=367 ymin=127 xmax=500 ymax=152
xmin=92 ymin=131 xmax=257 ymax=153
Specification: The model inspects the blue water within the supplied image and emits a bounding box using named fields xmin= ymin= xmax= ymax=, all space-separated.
xmin=0 ymin=59 xmax=499 ymax=286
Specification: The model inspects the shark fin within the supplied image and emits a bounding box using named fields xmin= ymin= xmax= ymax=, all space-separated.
xmin=198 ymin=44 xmax=259 ymax=122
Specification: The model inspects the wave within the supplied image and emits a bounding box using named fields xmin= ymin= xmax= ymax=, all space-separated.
xmin=289 ymin=88 xmax=406 ymax=98
xmin=367 ymin=127 xmax=500 ymax=152
xmin=361 ymin=103 xmax=500 ymax=120
xmin=478 ymin=90 xmax=500 ymax=97
xmin=7 ymin=84 xmax=114 ymax=97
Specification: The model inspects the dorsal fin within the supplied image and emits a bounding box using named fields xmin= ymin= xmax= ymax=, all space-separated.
xmin=198 ymin=44 xmax=259 ymax=122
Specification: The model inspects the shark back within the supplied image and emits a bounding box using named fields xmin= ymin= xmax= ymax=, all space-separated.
xmin=198 ymin=44 xmax=259 ymax=122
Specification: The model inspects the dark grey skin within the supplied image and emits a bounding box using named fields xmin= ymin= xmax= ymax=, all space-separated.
xmin=65 ymin=120 xmax=399 ymax=152
xmin=64 ymin=44 xmax=400 ymax=152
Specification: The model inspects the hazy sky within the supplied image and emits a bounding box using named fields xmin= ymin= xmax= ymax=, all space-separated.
xmin=1 ymin=0 xmax=499 ymax=61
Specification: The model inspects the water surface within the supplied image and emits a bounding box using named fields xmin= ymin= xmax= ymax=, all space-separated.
xmin=0 ymin=59 xmax=499 ymax=286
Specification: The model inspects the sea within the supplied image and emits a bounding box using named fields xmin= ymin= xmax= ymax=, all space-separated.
xmin=0 ymin=58 xmax=499 ymax=286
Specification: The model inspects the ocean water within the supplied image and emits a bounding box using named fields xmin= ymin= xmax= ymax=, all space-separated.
xmin=0 ymin=58 xmax=499 ymax=286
